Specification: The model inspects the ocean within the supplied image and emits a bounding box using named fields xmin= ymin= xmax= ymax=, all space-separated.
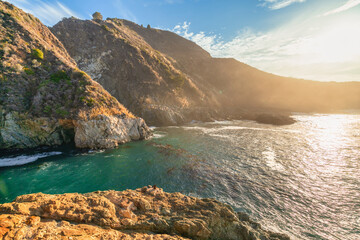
xmin=0 ymin=114 xmax=359 ymax=239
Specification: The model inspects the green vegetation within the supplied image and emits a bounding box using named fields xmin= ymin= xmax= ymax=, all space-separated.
xmin=0 ymin=49 xmax=4 ymax=60
xmin=101 ymin=25 xmax=110 ymax=32
xmin=0 ymin=74 xmax=6 ymax=82
xmin=92 ymin=12 xmax=103 ymax=21
xmin=170 ymin=74 xmax=185 ymax=88
xmin=163 ymin=65 xmax=186 ymax=89
xmin=50 ymin=70 xmax=70 ymax=83
xmin=43 ymin=105 xmax=51 ymax=114
xmin=24 ymin=67 xmax=34 ymax=75
xmin=86 ymin=97 xmax=95 ymax=107
xmin=31 ymin=48 xmax=43 ymax=60
xmin=38 ymin=79 xmax=50 ymax=88
xmin=56 ymin=108 xmax=69 ymax=118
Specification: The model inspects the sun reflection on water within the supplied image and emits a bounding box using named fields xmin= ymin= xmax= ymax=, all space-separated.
xmin=300 ymin=114 xmax=359 ymax=190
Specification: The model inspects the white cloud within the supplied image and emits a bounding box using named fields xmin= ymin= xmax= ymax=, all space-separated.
xmin=259 ymin=0 xmax=306 ymax=10
xmin=323 ymin=0 xmax=360 ymax=16
xmin=171 ymin=16 xmax=360 ymax=82
xmin=5 ymin=0 xmax=79 ymax=26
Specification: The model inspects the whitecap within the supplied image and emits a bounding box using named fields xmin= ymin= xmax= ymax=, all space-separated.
xmin=208 ymin=120 xmax=234 ymax=125
xmin=152 ymin=133 xmax=166 ymax=139
xmin=216 ymin=126 xmax=300 ymax=133
xmin=88 ymin=149 xmax=105 ymax=154
xmin=181 ymin=126 xmax=216 ymax=134
xmin=0 ymin=152 xmax=62 ymax=167
xmin=209 ymin=133 xmax=233 ymax=140
xmin=262 ymin=147 xmax=285 ymax=172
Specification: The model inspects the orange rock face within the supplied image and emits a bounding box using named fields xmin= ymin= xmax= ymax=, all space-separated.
xmin=0 ymin=186 xmax=290 ymax=240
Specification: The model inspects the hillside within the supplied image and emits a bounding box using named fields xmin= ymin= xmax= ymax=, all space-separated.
xmin=0 ymin=2 xmax=150 ymax=150
xmin=52 ymin=17 xmax=360 ymax=126
xmin=51 ymin=18 xmax=222 ymax=126
xmin=121 ymin=20 xmax=360 ymax=113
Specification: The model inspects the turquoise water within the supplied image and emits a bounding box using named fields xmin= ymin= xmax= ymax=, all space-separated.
xmin=0 ymin=114 xmax=359 ymax=240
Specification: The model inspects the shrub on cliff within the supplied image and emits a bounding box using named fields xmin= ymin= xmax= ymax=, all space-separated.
xmin=31 ymin=48 xmax=43 ymax=60
xmin=50 ymin=70 xmax=70 ymax=83
xmin=24 ymin=67 xmax=34 ymax=75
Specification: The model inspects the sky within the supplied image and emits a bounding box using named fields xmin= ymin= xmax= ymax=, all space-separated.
xmin=5 ymin=0 xmax=360 ymax=82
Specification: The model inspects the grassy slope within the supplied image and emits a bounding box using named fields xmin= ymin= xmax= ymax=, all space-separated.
xmin=0 ymin=1 xmax=133 ymax=121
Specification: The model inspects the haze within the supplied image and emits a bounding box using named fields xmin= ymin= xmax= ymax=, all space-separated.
xmin=6 ymin=0 xmax=360 ymax=82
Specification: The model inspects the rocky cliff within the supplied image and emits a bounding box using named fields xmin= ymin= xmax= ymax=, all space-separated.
xmin=51 ymin=18 xmax=221 ymax=126
xmin=0 ymin=186 xmax=290 ymax=240
xmin=52 ymin=18 xmax=360 ymax=126
xmin=0 ymin=2 xmax=150 ymax=150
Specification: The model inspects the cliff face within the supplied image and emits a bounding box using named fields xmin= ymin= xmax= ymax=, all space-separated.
xmin=0 ymin=2 xmax=150 ymax=150
xmin=0 ymin=186 xmax=290 ymax=240
xmin=51 ymin=18 xmax=221 ymax=126
xmin=52 ymin=18 xmax=360 ymax=126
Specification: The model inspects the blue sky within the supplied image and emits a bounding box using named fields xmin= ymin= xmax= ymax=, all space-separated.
xmin=5 ymin=0 xmax=360 ymax=82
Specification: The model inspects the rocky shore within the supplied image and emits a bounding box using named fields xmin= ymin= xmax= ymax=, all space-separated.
xmin=0 ymin=186 xmax=290 ymax=240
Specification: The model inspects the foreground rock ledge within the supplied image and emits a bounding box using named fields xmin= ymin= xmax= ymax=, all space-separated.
xmin=0 ymin=186 xmax=290 ymax=240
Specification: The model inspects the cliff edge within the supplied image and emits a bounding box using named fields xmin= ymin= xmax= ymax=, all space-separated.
xmin=0 ymin=186 xmax=290 ymax=240
xmin=0 ymin=2 xmax=150 ymax=150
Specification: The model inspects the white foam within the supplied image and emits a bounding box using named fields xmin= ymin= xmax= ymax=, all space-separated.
xmin=88 ymin=149 xmax=105 ymax=154
xmin=208 ymin=120 xmax=234 ymax=125
xmin=209 ymin=133 xmax=233 ymax=140
xmin=152 ymin=133 xmax=166 ymax=139
xmin=262 ymin=147 xmax=285 ymax=172
xmin=181 ymin=126 xmax=216 ymax=134
xmin=218 ymin=126 xmax=299 ymax=133
xmin=0 ymin=152 xmax=62 ymax=167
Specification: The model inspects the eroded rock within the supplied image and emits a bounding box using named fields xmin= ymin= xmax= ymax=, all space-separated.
xmin=74 ymin=114 xmax=150 ymax=149
xmin=0 ymin=186 xmax=290 ymax=240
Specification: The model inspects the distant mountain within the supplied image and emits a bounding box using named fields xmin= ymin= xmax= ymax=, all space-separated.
xmin=52 ymin=18 xmax=360 ymax=126
xmin=0 ymin=2 xmax=149 ymax=150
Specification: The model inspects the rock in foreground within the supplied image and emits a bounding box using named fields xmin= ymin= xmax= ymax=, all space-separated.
xmin=0 ymin=186 xmax=290 ymax=240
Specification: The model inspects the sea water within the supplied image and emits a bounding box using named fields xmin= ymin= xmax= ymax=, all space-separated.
xmin=0 ymin=114 xmax=359 ymax=240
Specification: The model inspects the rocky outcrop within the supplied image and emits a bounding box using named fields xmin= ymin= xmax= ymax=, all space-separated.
xmin=0 ymin=2 xmax=150 ymax=150
xmin=0 ymin=186 xmax=290 ymax=240
xmin=75 ymin=114 xmax=150 ymax=149
xmin=239 ymin=113 xmax=296 ymax=126
xmin=0 ymin=111 xmax=73 ymax=150
xmin=0 ymin=111 xmax=150 ymax=150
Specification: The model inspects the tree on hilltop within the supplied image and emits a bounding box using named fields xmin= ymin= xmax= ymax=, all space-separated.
xmin=92 ymin=12 xmax=103 ymax=21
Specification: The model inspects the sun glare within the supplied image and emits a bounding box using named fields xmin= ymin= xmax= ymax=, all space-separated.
xmin=310 ymin=115 xmax=352 ymax=153
xmin=299 ymin=19 xmax=360 ymax=64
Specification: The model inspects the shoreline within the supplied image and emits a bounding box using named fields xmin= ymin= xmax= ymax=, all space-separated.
xmin=0 ymin=186 xmax=290 ymax=239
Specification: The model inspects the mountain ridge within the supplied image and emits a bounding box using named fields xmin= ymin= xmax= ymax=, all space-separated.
xmin=52 ymin=17 xmax=360 ymax=126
